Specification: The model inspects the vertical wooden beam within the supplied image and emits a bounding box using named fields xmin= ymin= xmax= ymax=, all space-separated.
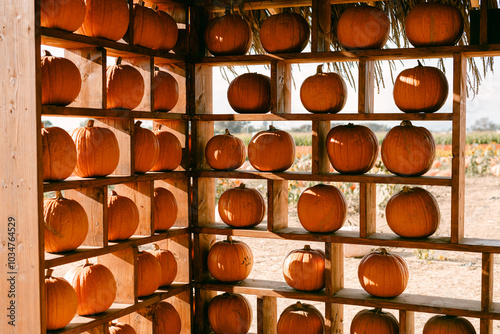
xmin=358 ymin=58 xmax=374 ymax=114
xmin=123 ymin=56 xmax=154 ymax=111
xmin=312 ymin=120 xmax=331 ymax=175
xmin=451 ymin=52 xmax=466 ymax=244
xmin=258 ymin=296 xmax=278 ymax=334
xmin=270 ymin=60 xmax=292 ymax=114
xmin=325 ymin=243 xmax=343 ymax=333
xmin=311 ymin=0 xmax=331 ymax=52
xmin=267 ymin=180 xmax=289 ymax=231
xmin=115 ymin=182 xmax=154 ymax=236
xmin=480 ymin=253 xmax=494 ymax=334
xmin=98 ymin=247 xmax=138 ymax=304
xmin=399 ymin=310 xmax=415 ymax=334
xmin=480 ymin=0 xmax=489 ymax=45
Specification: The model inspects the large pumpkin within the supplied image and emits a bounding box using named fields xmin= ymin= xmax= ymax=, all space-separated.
xmin=154 ymin=187 xmax=178 ymax=231
xmin=381 ymin=121 xmax=436 ymax=176
xmin=155 ymin=10 xmax=179 ymax=51
xmin=358 ymin=248 xmax=409 ymax=298
xmin=205 ymin=129 xmax=246 ymax=170
xmin=154 ymin=302 xmax=182 ymax=334
xmin=277 ymin=302 xmax=325 ymax=334
xmin=300 ymin=65 xmax=347 ymax=113
xmin=218 ymin=183 xmax=265 ymax=228
xmin=260 ymin=12 xmax=310 ymax=53
xmin=386 ymin=186 xmax=440 ymax=238
xmin=109 ymin=322 xmax=137 ymax=334
xmin=45 ymin=269 xmax=78 ymax=330
xmin=405 ymin=3 xmax=464 ymax=47
xmin=44 ymin=191 xmax=89 ymax=253
xmin=107 ymin=57 xmax=145 ymax=110
xmin=207 ymin=236 xmax=253 ymax=282
xmin=77 ymin=0 xmax=130 ymax=41
xmin=248 ymin=125 xmax=296 ymax=172
xmin=137 ymin=251 xmax=162 ymax=297
xmin=350 ymin=308 xmax=399 ymax=334
xmin=64 ymin=260 xmax=117 ymax=315
xmin=393 ymin=61 xmax=449 ymax=113
xmin=151 ymin=125 xmax=182 ymax=171
xmin=227 ymin=73 xmax=271 ymax=114
xmin=41 ymin=50 xmax=82 ymax=106
xmin=42 ymin=125 xmax=77 ymax=181
xmin=283 ymin=245 xmax=325 ymax=291
xmin=297 ymin=184 xmax=347 ymax=233
xmin=208 ymin=293 xmax=252 ymax=334
xmin=153 ymin=68 xmax=179 ymax=112
xmin=337 ymin=5 xmax=390 ymax=50
xmin=40 ymin=0 xmax=86 ymax=32
xmin=423 ymin=315 xmax=476 ymax=334
xmin=129 ymin=2 xmax=162 ymax=49
xmin=147 ymin=244 xmax=177 ymax=287
xmin=326 ymin=124 xmax=378 ymax=174
xmin=71 ymin=120 xmax=120 ymax=177
xmin=134 ymin=121 xmax=160 ymax=173
xmin=205 ymin=10 xmax=253 ymax=56
xmin=107 ymin=190 xmax=140 ymax=241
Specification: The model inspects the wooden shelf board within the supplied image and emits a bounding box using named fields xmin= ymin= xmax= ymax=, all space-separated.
xmin=44 ymin=228 xmax=190 ymax=268
xmin=48 ymin=284 xmax=191 ymax=334
xmin=43 ymin=172 xmax=188 ymax=192
xmin=207 ymin=0 xmax=381 ymax=11
xmin=42 ymin=106 xmax=187 ymax=120
xmin=195 ymin=171 xmax=452 ymax=186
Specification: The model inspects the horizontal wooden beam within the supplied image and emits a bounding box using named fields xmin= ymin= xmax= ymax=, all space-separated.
xmin=43 ymin=106 xmax=186 ymax=120
xmin=206 ymin=0 xmax=382 ymax=11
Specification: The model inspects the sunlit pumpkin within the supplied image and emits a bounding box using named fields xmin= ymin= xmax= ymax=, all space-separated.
xmin=350 ymin=308 xmax=399 ymax=334
xmin=423 ymin=315 xmax=476 ymax=334
xmin=40 ymin=0 xmax=86 ymax=32
xmin=137 ymin=251 xmax=162 ymax=297
xmin=218 ymin=183 xmax=265 ymax=228
xmin=151 ymin=125 xmax=182 ymax=171
xmin=155 ymin=9 xmax=179 ymax=51
xmin=277 ymin=302 xmax=325 ymax=334
xmin=283 ymin=245 xmax=325 ymax=291
xmin=42 ymin=125 xmax=77 ymax=181
xmin=248 ymin=125 xmax=296 ymax=172
xmin=154 ymin=302 xmax=181 ymax=334
xmin=107 ymin=190 xmax=140 ymax=241
xmin=133 ymin=121 xmax=160 ymax=173
xmin=45 ymin=269 xmax=78 ymax=330
xmin=41 ymin=50 xmax=82 ymax=106
xmin=154 ymin=187 xmax=178 ymax=231
xmin=260 ymin=12 xmax=310 ymax=53
xmin=205 ymin=10 xmax=252 ymax=56
xmin=107 ymin=57 xmax=145 ymax=110
xmin=77 ymin=0 xmax=130 ymax=41
xmin=153 ymin=68 xmax=179 ymax=112
xmin=300 ymin=65 xmax=347 ymax=113
xmin=147 ymin=244 xmax=177 ymax=287
xmin=205 ymin=129 xmax=246 ymax=170
xmin=207 ymin=236 xmax=253 ymax=282
xmin=227 ymin=73 xmax=272 ymax=114
xmin=208 ymin=293 xmax=252 ymax=334
xmin=109 ymin=322 xmax=137 ymax=334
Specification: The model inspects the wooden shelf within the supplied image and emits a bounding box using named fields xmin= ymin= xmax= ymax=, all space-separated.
xmin=42 ymin=106 xmax=187 ymax=120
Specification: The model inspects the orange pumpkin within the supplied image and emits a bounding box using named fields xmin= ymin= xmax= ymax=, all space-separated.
xmin=227 ymin=73 xmax=271 ymax=114
xmin=205 ymin=129 xmax=246 ymax=170
xmin=107 ymin=57 xmax=145 ymax=110
xmin=109 ymin=322 xmax=137 ymax=334
xmin=405 ymin=3 xmax=464 ymax=47
xmin=147 ymin=244 xmax=177 ymax=287
xmin=423 ymin=315 xmax=476 ymax=334
xmin=386 ymin=186 xmax=440 ymax=238
xmin=297 ymin=184 xmax=347 ymax=233
xmin=71 ymin=120 xmax=120 ymax=177
xmin=41 ymin=50 xmax=82 ymax=106
xmin=337 ymin=5 xmax=390 ymax=50
xmin=248 ymin=125 xmax=296 ymax=172
xmin=155 ymin=10 xmax=179 ymax=51
xmin=358 ymin=248 xmax=409 ymax=298
xmin=207 ymin=236 xmax=253 ymax=282
xmin=283 ymin=245 xmax=325 ymax=291
xmin=129 ymin=2 xmax=162 ymax=49
xmin=137 ymin=251 xmax=162 ymax=297
xmin=381 ymin=121 xmax=436 ymax=176
xmin=107 ymin=190 xmax=140 ymax=241
xmin=155 ymin=302 xmax=182 ymax=334
xmin=393 ymin=61 xmax=449 ymax=113
xmin=260 ymin=12 xmax=310 ymax=53
xmin=208 ymin=293 xmax=252 ymax=334
xmin=44 ymin=191 xmax=89 ymax=253
xmin=277 ymin=302 xmax=325 ymax=334
xmin=300 ymin=65 xmax=347 ymax=113
xmin=45 ymin=269 xmax=78 ymax=330
xmin=205 ymin=10 xmax=253 ymax=56
xmin=350 ymin=308 xmax=399 ymax=334
xmin=151 ymin=125 xmax=182 ymax=171
xmin=40 ymin=0 xmax=86 ymax=32
xmin=134 ymin=121 xmax=160 ymax=173
xmin=326 ymin=124 xmax=378 ymax=174
xmin=42 ymin=125 xmax=77 ymax=181
xmin=154 ymin=187 xmax=178 ymax=231
xmin=77 ymin=0 xmax=130 ymax=41
xmin=153 ymin=68 xmax=179 ymax=112
xmin=64 ymin=260 xmax=117 ymax=315
xmin=218 ymin=183 xmax=265 ymax=228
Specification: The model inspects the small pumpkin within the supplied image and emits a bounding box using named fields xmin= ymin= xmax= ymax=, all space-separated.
xmin=45 ymin=269 xmax=78 ymax=330
xmin=297 ymin=184 xmax=347 ymax=233
xmin=64 ymin=259 xmax=117 ymax=315
xmin=381 ymin=121 xmax=436 ymax=176
xmin=277 ymin=302 xmax=325 ymax=334
xmin=137 ymin=251 xmax=162 ymax=297
xmin=107 ymin=57 xmax=145 ymax=110
xmin=205 ymin=129 xmax=246 ymax=170
xmin=358 ymin=248 xmax=409 ymax=298
xmin=133 ymin=121 xmax=160 ymax=173
xmin=386 ymin=186 xmax=440 ymax=238
xmin=109 ymin=322 xmax=137 ymax=334
xmin=44 ymin=191 xmax=89 ymax=253
xmin=260 ymin=12 xmax=310 ymax=53
xmin=283 ymin=245 xmax=325 ymax=291
xmin=207 ymin=236 xmax=253 ymax=282
xmin=42 ymin=125 xmax=77 ymax=181
xmin=205 ymin=10 xmax=253 ymax=56
xmin=227 ymin=73 xmax=272 ymax=114
xmin=41 ymin=50 xmax=82 ymax=106
xmin=326 ymin=124 xmax=378 ymax=174
xmin=153 ymin=67 xmax=179 ymax=112
xmin=147 ymin=244 xmax=177 ymax=287
xmin=350 ymin=308 xmax=399 ymax=334
xmin=129 ymin=2 xmax=162 ymax=49
xmin=218 ymin=183 xmax=265 ymax=228
xmin=393 ymin=61 xmax=449 ymax=113
xmin=208 ymin=293 xmax=252 ymax=334
xmin=151 ymin=125 xmax=182 ymax=171
xmin=423 ymin=315 xmax=476 ymax=334
xmin=300 ymin=65 xmax=347 ymax=113
xmin=248 ymin=125 xmax=296 ymax=172
xmin=155 ymin=302 xmax=182 ymax=334
xmin=71 ymin=120 xmax=120 ymax=177
xmin=337 ymin=5 xmax=390 ymax=50
xmin=40 ymin=0 xmax=86 ymax=32
xmin=154 ymin=187 xmax=178 ymax=231
xmin=107 ymin=190 xmax=140 ymax=241
xmin=405 ymin=3 xmax=464 ymax=47
xmin=155 ymin=9 xmax=179 ymax=51
xmin=77 ymin=0 xmax=130 ymax=41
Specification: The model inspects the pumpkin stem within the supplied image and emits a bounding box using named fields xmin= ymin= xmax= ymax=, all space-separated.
xmin=238 ymin=183 xmax=246 ymax=189
xmin=226 ymin=236 xmax=233 ymax=243
xmin=153 ymin=243 xmax=161 ymax=250
xmin=224 ymin=128 xmax=231 ymax=135
xmin=135 ymin=121 xmax=143 ymax=127
xmin=373 ymin=308 xmax=382 ymax=314
xmin=225 ymin=8 xmax=231 ymax=15
xmin=154 ymin=65 xmax=160 ymax=71
xmin=84 ymin=258 xmax=91 ymax=266
xmin=87 ymin=120 xmax=95 ymax=127
xmin=379 ymin=248 xmax=388 ymax=255
xmin=116 ymin=57 xmax=122 ymax=65
xmin=152 ymin=4 xmax=158 ymax=11
xmin=138 ymin=0 xmax=145 ymax=6
xmin=303 ymin=245 xmax=311 ymax=251
xmin=45 ymin=268 xmax=54 ymax=278
xmin=316 ymin=64 xmax=323 ymax=74
xmin=55 ymin=191 xmax=64 ymax=199
xmin=401 ymin=186 xmax=413 ymax=193
xmin=295 ymin=301 xmax=304 ymax=309
xmin=417 ymin=60 xmax=423 ymax=67
xmin=42 ymin=50 xmax=52 ymax=57
xmin=269 ymin=125 xmax=277 ymax=131
xmin=400 ymin=120 xmax=412 ymax=127
xmin=111 ymin=190 xmax=118 ymax=196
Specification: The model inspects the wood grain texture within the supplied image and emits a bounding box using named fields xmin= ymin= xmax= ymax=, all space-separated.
xmin=480 ymin=253 xmax=494 ymax=333
xmin=399 ymin=310 xmax=415 ymax=334
xmin=325 ymin=243 xmax=343 ymax=333
xmin=257 ymin=296 xmax=277 ymax=334
xmin=359 ymin=183 xmax=377 ymax=237
xmin=115 ymin=182 xmax=154 ymax=236
xmin=312 ymin=120 xmax=331 ymax=174
xmin=98 ymin=247 xmax=138 ymax=304
xmin=267 ymin=180 xmax=289 ymax=231
xmin=119 ymin=309 xmax=153 ymax=333
xmin=311 ymin=0 xmax=332 ymax=52
xmin=43 ymin=105 xmax=186 ymax=119
xmin=271 ymin=60 xmax=291 ymax=114
xmin=480 ymin=0 xmax=489 ymax=45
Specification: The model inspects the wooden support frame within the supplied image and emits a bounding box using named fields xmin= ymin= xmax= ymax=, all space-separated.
xmin=480 ymin=253 xmax=494 ymax=333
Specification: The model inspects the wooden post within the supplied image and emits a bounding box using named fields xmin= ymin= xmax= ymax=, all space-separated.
xmin=270 ymin=60 xmax=291 ymax=114
xmin=325 ymin=243 xmax=344 ymax=333
xmin=257 ymin=296 xmax=278 ymax=334
xmin=480 ymin=0 xmax=489 ymax=45
xmin=399 ymin=310 xmax=415 ymax=334
xmin=480 ymin=253 xmax=494 ymax=333
xmin=267 ymin=180 xmax=289 ymax=231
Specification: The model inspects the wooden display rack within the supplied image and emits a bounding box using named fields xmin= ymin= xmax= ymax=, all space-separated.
xmin=0 ymin=0 xmax=498 ymax=333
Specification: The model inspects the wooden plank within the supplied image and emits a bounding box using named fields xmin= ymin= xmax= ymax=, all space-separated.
xmin=122 ymin=57 xmax=154 ymax=111
xmin=399 ymin=310 xmax=415 ymax=334
xmin=119 ymin=309 xmax=153 ymax=333
xmin=311 ymin=0 xmax=332 ymax=52
xmin=359 ymin=183 xmax=377 ymax=237
xmin=155 ymin=179 xmax=189 ymax=227
xmin=480 ymin=253 xmax=494 ymax=334
xmin=358 ymin=58 xmax=374 ymax=114
xmin=206 ymin=0 xmax=382 ymax=11
xmin=480 ymin=0 xmax=489 ymax=45
xmin=98 ymin=248 xmax=138 ymax=304
xmin=115 ymin=182 xmax=154 ymax=236
xmin=96 ymin=118 xmax=134 ymax=176
xmin=42 ymin=105 xmax=185 ymax=119
xmin=325 ymin=243 xmax=343 ymax=334
xmin=257 ymin=296 xmax=278 ymax=334
xmin=312 ymin=120 xmax=331 ymax=174
xmin=270 ymin=60 xmax=291 ymax=114
xmin=267 ymin=180 xmax=289 ymax=231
